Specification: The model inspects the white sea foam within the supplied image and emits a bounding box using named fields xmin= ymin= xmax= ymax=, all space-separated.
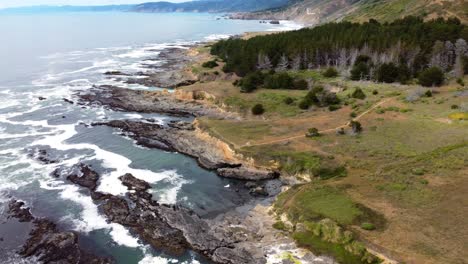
xmin=204 ymin=34 xmax=231 ymax=41
xmin=39 ymin=178 xmax=140 ymax=248
xmin=155 ymin=170 xmax=190 ymax=205
xmin=267 ymin=20 xmax=303 ymax=32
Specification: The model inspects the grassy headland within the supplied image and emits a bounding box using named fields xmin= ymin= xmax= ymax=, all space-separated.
xmin=179 ymin=19 xmax=468 ymax=264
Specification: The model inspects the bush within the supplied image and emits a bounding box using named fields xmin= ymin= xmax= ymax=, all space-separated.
xmin=350 ymin=112 xmax=357 ymax=118
xmin=293 ymin=79 xmax=309 ymax=90
xmin=251 ymin=104 xmax=265 ymax=115
xmin=240 ymin=71 xmax=264 ymax=93
xmin=451 ymin=104 xmax=459 ymax=109
xmin=350 ymin=62 xmax=370 ymax=81
xmin=376 ymin=63 xmax=399 ymax=83
xmin=299 ymin=99 xmax=312 ymax=110
xmin=424 ymin=90 xmax=432 ymax=97
xmin=284 ymin=97 xmax=295 ymax=105
xmin=328 ymin=105 xmax=341 ymax=111
xmin=306 ymin=128 xmax=320 ymax=137
xmin=349 ymin=121 xmax=362 ymax=134
xmin=351 ymin=88 xmax=366 ymax=100
xmin=323 ymin=67 xmax=339 ymax=78
xmin=418 ymin=67 xmax=444 ymax=87
xmin=361 ymin=223 xmax=376 ymax=231
xmin=264 ymin=72 xmax=294 ymax=89
xmin=457 ymin=78 xmax=465 ymax=86
xmin=272 ymin=221 xmax=288 ymax=231
xmin=372 ymin=90 xmax=378 ymax=95
xmin=202 ymin=60 xmax=218 ymax=68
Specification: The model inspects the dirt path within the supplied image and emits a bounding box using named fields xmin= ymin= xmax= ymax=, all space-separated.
xmin=240 ymin=97 xmax=393 ymax=148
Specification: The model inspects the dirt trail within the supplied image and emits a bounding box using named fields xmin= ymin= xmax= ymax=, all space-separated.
xmin=240 ymin=97 xmax=393 ymax=148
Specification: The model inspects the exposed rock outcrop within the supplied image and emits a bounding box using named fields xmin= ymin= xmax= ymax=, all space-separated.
xmin=7 ymin=200 xmax=112 ymax=264
xmin=62 ymin=166 xmax=266 ymax=264
xmin=93 ymin=120 xmax=278 ymax=181
xmin=78 ymin=85 xmax=231 ymax=118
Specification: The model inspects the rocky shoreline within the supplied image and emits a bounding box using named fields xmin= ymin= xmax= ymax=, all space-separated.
xmin=7 ymin=200 xmax=112 ymax=264
xmin=60 ymin=164 xmax=268 ymax=263
xmin=6 ymin=43 xmax=326 ymax=264
xmin=93 ymin=119 xmax=279 ymax=181
xmin=105 ymin=47 xmax=198 ymax=89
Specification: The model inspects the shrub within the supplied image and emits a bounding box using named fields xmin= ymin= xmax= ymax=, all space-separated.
xmin=251 ymin=104 xmax=265 ymax=115
xmin=361 ymin=223 xmax=376 ymax=231
xmin=350 ymin=62 xmax=370 ymax=81
xmin=328 ymin=105 xmax=341 ymax=111
xmin=264 ymin=72 xmax=294 ymax=89
xmin=372 ymin=90 xmax=378 ymax=95
xmin=323 ymin=67 xmax=339 ymax=78
xmin=240 ymin=71 xmax=264 ymax=93
xmin=284 ymin=97 xmax=294 ymax=105
xmin=299 ymin=99 xmax=312 ymax=110
xmin=350 ymin=112 xmax=357 ymax=118
xmin=418 ymin=67 xmax=444 ymax=87
xmin=202 ymin=60 xmax=218 ymax=68
xmin=451 ymin=104 xmax=459 ymax=109
xmin=424 ymin=90 xmax=432 ymax=97
xmin=306 ymin=128 xmax=320 ymax=137
xmin=456 ymin=78 xmax=465 ymax=86
xmin=293 ymin=79 xmax=309 ymax=90
xmin=273 ymin=221 xmax=288 ymax=231
xmin=351 ymin=88 xmax=366 ymax=100
xmin=376 ymin=63 xmax=399 ymax=83
xmin=349 ymin=121 xmax=362 ymax=134
xmin=336 ymin=128 xmax=346 ymax=135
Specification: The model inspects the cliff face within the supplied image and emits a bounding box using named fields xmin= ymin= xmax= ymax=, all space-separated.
xmin=231 ymin=0 xmax=468 ymax=26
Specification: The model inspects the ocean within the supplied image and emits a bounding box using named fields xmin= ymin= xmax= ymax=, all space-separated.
xmin=0 ymin=12 xmax=301 ymax=264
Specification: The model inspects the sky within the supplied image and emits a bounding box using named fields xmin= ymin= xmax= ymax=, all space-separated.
xmin=0 ymin=0 xmax=189 ymax=9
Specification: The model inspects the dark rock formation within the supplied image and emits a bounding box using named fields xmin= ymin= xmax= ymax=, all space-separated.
xmin=8 ymin=200 xmax=34 ymax=222
xmin=124 ymin=47 xmax=197 ymax=89
xmin=67 ymin=164 xmax=99 ymax=191
xmin=28 ymin=148 xmax=59 ymax=164
xmin=119 ymin=173 xmax=150 ymax=192
xmin=93 ymin=120 xmax=278 ymax=181
xmin=61 ymin=165 xmax=266 ymax=264
xmin=7 ymin=200 xmax=112 ymax=264
xmin=78 ymin=85 xmax=218 ymax=117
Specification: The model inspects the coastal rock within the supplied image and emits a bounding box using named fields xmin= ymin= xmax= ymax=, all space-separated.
xmin=94 ymin=120 xmax=276 ymax=182
xmin=125 ymin=47 xmax=197 ymax=88
xmin=67 ymin=164 xmax=99 ymax=191
xmin=8 ymin=200 xmax=34 ymax=222
xmin=217 ymin=167 xmax=279 ymax=181
xmin=119 ymin=173 xmax=151 ymax=192
xmin=29 ymin=148 xmax=59 ymax=164
xmin=63 ymin=164 xmax=266 ymax=264
xmin=7 ymin=200 xmax=112 ymax=264
xmin=78 ymin=85 xmax=228 ymax=118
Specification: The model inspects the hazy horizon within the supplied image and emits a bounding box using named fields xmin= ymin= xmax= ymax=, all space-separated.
xmin=0 ymin=0 xmax=190 ymax=9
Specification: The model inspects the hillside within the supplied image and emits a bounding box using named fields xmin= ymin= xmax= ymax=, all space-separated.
xmin=131 ymin=0 xmax=289 ymax=13
xmin=230 ymin=0 xmax=468 ymax=25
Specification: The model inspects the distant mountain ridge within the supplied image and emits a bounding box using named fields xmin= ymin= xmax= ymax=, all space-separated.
xmin=0 ymin=0 xmax=290 ymax=14
xmin=131 ymin=0 xmax=289 ymax=13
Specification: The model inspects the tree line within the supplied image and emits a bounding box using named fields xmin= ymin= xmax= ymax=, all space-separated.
xmin=211 ymin=17 xmax=468 ymax=83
